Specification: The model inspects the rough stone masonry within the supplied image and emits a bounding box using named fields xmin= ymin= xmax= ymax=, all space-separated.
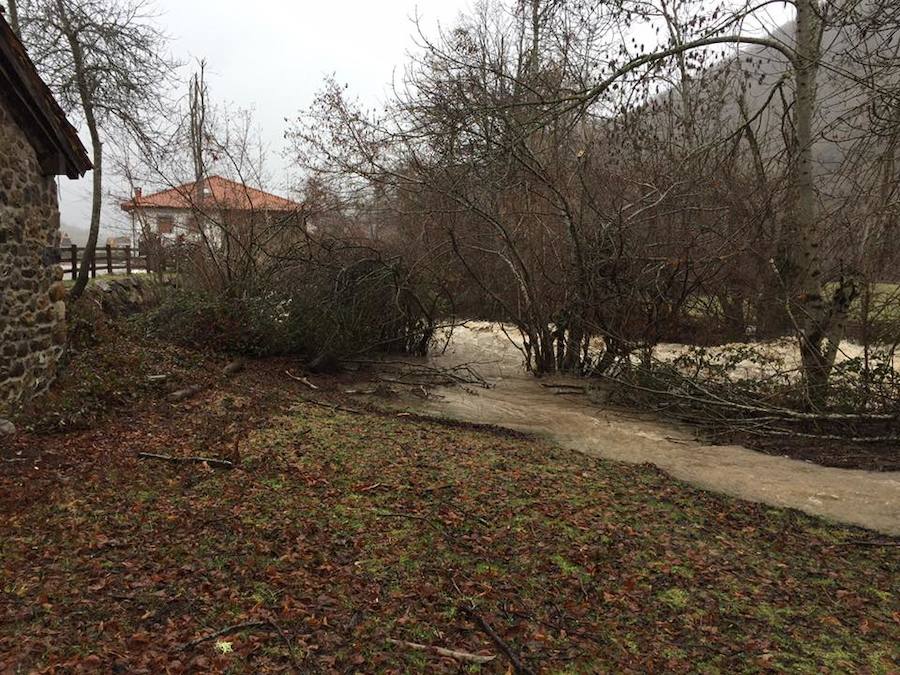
xmin=0 ymin=96 xmax=68 ymax=415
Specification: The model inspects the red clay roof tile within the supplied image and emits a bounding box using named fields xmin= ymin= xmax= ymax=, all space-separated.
xmin=120 ymin=175 xmax=301 ymax=213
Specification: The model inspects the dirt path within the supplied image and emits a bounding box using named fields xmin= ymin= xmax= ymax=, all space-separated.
xmin=418 ymin=323 xmax=900 ymax=535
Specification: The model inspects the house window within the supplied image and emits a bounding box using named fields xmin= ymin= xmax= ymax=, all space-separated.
xmin=157 ymin=215 xmax=174 ymax=234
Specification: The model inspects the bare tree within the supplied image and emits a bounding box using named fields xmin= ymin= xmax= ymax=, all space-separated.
xmin=3 ymin=0 xmax=21 ymax=35
xmin=291 ymin=0 xmax=900 ymax=408
xmin=17 ymin=0 xmax=176 ymax=299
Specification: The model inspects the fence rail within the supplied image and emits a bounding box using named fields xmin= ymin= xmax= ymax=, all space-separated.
xmin=61 ymin=244 xmax=149 ymax=279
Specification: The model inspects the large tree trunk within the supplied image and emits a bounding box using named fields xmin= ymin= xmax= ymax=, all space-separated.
xmin=792 ymin=0 xmax=828 ymax=408
xmin=791 ymin=0 xmax=858 ymax=409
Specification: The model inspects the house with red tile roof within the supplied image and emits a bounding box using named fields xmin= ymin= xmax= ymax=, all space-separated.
xmin=120 ymin=175 xmax=303 ymax=243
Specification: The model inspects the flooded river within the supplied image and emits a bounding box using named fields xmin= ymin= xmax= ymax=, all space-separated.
xmin=407 ymin=322 xmax=900 ymax=535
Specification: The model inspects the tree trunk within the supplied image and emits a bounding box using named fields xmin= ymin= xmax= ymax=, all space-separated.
xmin=7 ymin=0 xmax=20 ymax=36
xmin=70 ymin=135 xmax=102 ymax=299
xmin=790 ymin=0 xmax=836 ymax=409
xmin=57 ymin=0 xmax=102 ymax=301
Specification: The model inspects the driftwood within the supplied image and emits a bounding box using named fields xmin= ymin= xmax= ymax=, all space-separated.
xmin=386 ymin=638 xmax=496 ymax=664
xmin=137 ymin=452 xmax=234 ymax=469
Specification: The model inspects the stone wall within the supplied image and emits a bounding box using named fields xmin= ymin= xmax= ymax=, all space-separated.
xmin=84 ymin=275 xmax=172 ymax=317
xmin=0 ymin=96 xmax=66 ymax=415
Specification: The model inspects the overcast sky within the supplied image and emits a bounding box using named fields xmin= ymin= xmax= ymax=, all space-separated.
xmin=50 ymin=0 xmax=793 ymax=240
xmin=55 ymin=0 xmax=470 ymax=238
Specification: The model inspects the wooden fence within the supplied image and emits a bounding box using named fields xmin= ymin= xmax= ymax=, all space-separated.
xmin=61 ymin=244 xmax=147 ymax=279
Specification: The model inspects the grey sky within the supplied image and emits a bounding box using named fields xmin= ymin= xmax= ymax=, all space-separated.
xmin=56 ymin=0 xmax=469 ymax=238
xmin=51 ymin=0 xmax=794 ymax=240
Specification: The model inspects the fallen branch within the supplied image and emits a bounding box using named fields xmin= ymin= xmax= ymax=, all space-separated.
xmin=838 ymin=540 xmax=900 ymax=547
xmin=371 ymin=509 xmax=432 ymax=523
xmin=297 ymin=398 xmax=363 ymax=415
xmin=462 ymin=607 xmax=534 ymax=675
xmin=137 ymin=452 xmax=234 ymax=469
xmin=386 ymin=638 xmax=496 ymax=664
xmin=267 ymin=618 xmax=301 ymax=669
xmin=286 ymin=370 xmax=319 ymax=390
xmin=736 ymin=429 xmax=900 ymax=444
xmin=539 ymin=383 xmax=585 ymax=391
xmin=345 ymin=359 xmax=491 ymax=389
xmin=168 ymin=385 xmax=206 ymax=403
xmin=180 ymin=620 xmax=272 ymax=651
xmin=603 ymin=373 xmax=898 ymax=422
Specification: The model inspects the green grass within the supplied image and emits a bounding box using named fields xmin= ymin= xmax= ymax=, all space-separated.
xmin=1 ymin=350 xmax=897 ymax=672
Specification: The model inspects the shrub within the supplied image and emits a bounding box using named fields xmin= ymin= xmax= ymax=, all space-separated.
xmin=141 ymin=254 xmax=448 ymax=367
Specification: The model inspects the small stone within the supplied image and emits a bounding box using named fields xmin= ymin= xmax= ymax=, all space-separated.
xmin=0 ymin=419 xmax=15 ymax=437
xmin=223 ymin=360 xmax=245 ymax=376
xmin=48 ymin=282 xmax=67 ymax=302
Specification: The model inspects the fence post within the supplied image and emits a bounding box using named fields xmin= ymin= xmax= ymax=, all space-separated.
xmin=106 ymin=244 xmax=113 ymax=275
xmin=70 ymin=244 xmax=77 ymax=280
xmin=90 ymin=248 xmax=96 ymax=278
xmin=125 ymin=246 xmax=132 ymax=275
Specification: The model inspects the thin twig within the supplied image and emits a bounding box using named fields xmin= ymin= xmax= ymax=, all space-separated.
xmin=297 ymin=398 xmax=364 ymax=415
xmin=137 ymin=452 xmax=234 ymax=469
xmin=180 ymin=621 xmax=272 ymax=651
xmin=267 ymin=618 xmax=301 ymax=668
xmin=462 ymin=606 xmax=534 ymax=675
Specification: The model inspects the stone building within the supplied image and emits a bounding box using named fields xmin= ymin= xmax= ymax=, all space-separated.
xmin=0 ymin=12 xmax=91 ymax=416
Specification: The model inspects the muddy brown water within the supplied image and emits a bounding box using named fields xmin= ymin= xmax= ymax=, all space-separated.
xmin=410 ymin=322 xmax=900 ymax=536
